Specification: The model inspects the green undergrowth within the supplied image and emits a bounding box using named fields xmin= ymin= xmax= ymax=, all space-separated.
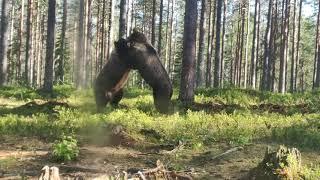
xmin=0 ymin=86 xmax=319 ymax=151
xmin=196 ymin=88 xmax=320 ymax=108
xmin=0 ymin=84 xmax=75 ymax=101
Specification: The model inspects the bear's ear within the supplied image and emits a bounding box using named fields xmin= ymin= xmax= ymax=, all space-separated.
xmin=115 ymin=38 xmax=129 ymax=50
xmin=128 ymin=30 xmax=147 ymax=43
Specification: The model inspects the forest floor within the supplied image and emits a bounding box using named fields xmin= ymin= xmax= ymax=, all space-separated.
xmin=1 ymin=86 xmax=320 ymax=179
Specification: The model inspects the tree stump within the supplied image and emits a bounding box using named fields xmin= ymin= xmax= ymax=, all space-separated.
xmin=39 ymin=166 xmax=61 ymax=180
xmin=248 ymin=145 xmax=302 ymax=180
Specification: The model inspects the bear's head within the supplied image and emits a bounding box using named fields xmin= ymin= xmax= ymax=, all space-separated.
xmin=116 ymin=30 xmax=159 ymax=70
xmin=114 ymin=38 xmax=128 ymax=54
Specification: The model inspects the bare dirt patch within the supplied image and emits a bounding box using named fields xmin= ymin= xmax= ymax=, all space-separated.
xmin=1 ymin=136 xmax=320 ymax=179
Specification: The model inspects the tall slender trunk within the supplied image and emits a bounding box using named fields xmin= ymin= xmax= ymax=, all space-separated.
xmin=279 ymin=0 xmax=290 ymax=93
xmin=196 ymin=0 xmax=207 ymax=87
xmin=0 ymin=0 xmax=9 ymax=86
xmin=244 ymin=1 xmax=250 ymax=88
xmin=255 ymin=1 xmax=261 ymax=89
xmin=315 ymin=0 xmax=320 ymax=88
xmin=262 ymin=0 xmax=273 ymax=91
xmin=107 ymin=0 xmax=113 ymax=60
xmin=25 ymin=0 xmax=32 ymax=85
xmin=290 ymin=0 xmax=297 ymax=92
xmin=206 ymin=0 xmax=212 ymax=87
xmin=295 ymin=0 xmax=302 ymax=90
xmin=271 ymin=0 xmax=278 ymax=92
xmin=31 ymin=0 xmax=38 ymax=86
xmin=238 ymin=2 xmax=245 ymax=87
xmin=95 ymin=0 xmax=100 ymax=73
xmin=8 ymin=2 xmax=15 ymax=84
xmin=36 ymin=3 xmax=42 ymax=87
xmin=213 ymin=0 xmax=223 ymax=88
xmin=43 ymin=0 xmax=56 ymax=92
xmin=179 ymin=0 xmax=198 ymax=105
xmin=164 ymin=0 xmax=172 ymax=71
xmin=234 ymin=6 xmax=242 ymax=86
xmin=57 ymin=0 xmax=67 ymax=84
xmin=76 ymin=0 xmax=85 ymax=89
xmin=119 ymin=0 xmax=127 ymax=38
xmin=158 ymin=0 xmax=164 ymax=57
xmin=220 ymin=0 xmax=227 ymax=87
xmin=250 ymin=0 xmax=260 ymax=89
xmin=85 ymin=0 xmax=92 ymax=87
xmin=17 ymin=0 xmax=25 ymax=82
xmin=151 ymin=0 xmax=156 ymax=46
xmin=168 ymin=0 xmax=174 ymax=77
xmin=99 ymin=0 xmax=106 ymax=68
xmin=209 ymin=0 xmax=217 ymax=86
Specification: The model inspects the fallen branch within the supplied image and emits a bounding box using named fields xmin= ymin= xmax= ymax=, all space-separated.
xmin=160 ymin=142 xmax=185 ymax=155
xmin=210 ymin=146 xmax=243 ymax=161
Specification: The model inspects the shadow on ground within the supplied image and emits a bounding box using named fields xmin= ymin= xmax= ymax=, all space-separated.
xmin=0 ymin=101 xmax=71 ymax=117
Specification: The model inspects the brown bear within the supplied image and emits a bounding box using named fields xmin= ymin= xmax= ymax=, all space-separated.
xmin=94 ymin=39 xmax=131 ymax=112
xmin=117 ymin=30 xmax=173 ymax=114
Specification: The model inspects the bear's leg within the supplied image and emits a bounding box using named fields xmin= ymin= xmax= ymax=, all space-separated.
xmin=110 ymin=89 xmax=124 ymax=107
xmin=153 ymin=89 xmax=171 ymax=114
xmin=95 ymin=90 xmax=108 ymax=112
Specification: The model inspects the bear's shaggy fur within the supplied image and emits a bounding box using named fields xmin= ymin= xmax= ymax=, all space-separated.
xmin=94 ymin=39 xmax=131 ymax=112
xmin=117 ymin=31 xmax=173 ymax=113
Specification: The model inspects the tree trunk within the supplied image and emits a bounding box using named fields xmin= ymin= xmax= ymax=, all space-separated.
xmin=234 ymin=6 xmax=242 ymax=86
xmin=244 ymin=1 xmax=250 ymax=88
xmin=8 ymin=1 xmax=15 ymax=84
xmin=196 ymin=0 xmax=207 ymax=87
xmin=279 ymin=0 xmax=290 ymax=94
xmin=85 ymin=0 xmax=92 ymax=86
xmin=43 ymin=0 xmax=56 ymax=93
xmin=151 ymin=0 xmax=156 ymax=46
xmin=119 ymin=0 xmax=127 ymax=38
xmin=255 ymin=0 xmax=261 ymax=89
xmin=270 ymin=0 xmax=278 ymax=92
xmin=213 ymin=0 xmax=223 ymax=88
xmin=0 ymin=0 xmax=9 ymax=86
xmin=315 ymin=0 xmax=320 ymax=88
xmin=220 ymin=0 xmax=227 ymax=87
xmin=57 ymin=0 xmax=67 ymax=84
xmin=168 ymin=0 xmax=174 ymax=77
xmin=107 ymin=0 xmax=113 ymax=60
xmin=206 ymin=0 xmax=212 ymax=87
xmin=164 ymin=0 xmax=171 ymax=71
xmin=295 ymin=0 xmax=302 ymax=90
xmin=250 ymin=0 xmax=260 ymax=89
xmin=290 ymin=0 xmax=297 ymax=92
xmin=100 ymin=0 xmax=106 ymax=68
xmin=17 ymin=0 xmax=25 ymax=83
xmin=25 ymin=0 xmax=32 ymax=85
xmin=261 ymin=0 xmax=273 ymax=91
xmin=76 ymin=0 xmax=85 ymax=89
xmin=158 ymin=0 xmax=164 ymax=57
xmin=36 ymin=2 xmax=43 ymax=87
xmin=209 ymin=0 xmax=217 ymax=86
xmin=179 ymin=0 xmax=197 ymax=105
xmin=238 ymin=2 xmax=245 ymax=87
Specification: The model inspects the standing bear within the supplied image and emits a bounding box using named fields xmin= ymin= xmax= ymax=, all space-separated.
xmin=94 ymin=39 xmax=131 ymax=112
xmin=117 ymin=30 xmax=173 ymax=114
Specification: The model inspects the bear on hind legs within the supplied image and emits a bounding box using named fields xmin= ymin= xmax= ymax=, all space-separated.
xmin=117 ymin=30 xmax=173 ymax=114
xmin=94 ymin=39 xmax=131 ymax=112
